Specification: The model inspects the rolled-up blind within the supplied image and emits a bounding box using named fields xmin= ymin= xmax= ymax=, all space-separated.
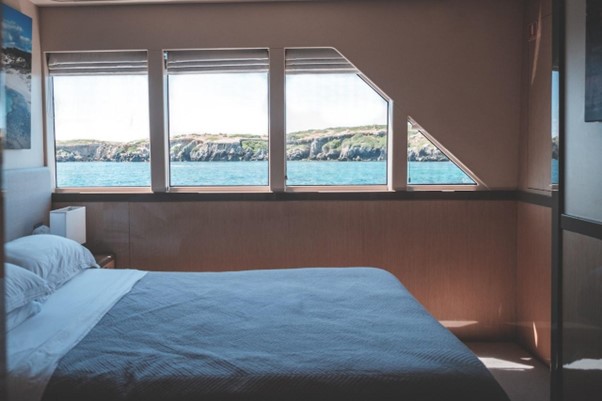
xmin=47 ymin=51 xmax=148 ymax=76
xmin=165 ymin=49 xmax=269 ymax=74
xmin=285 ymin=48 xmax=358 ymax=74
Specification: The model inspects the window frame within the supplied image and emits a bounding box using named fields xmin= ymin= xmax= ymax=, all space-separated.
xmin=405 ymin=116 xmax=484 ymax=191
xmin=283 ymin=48 xmax=393 ymax=191
xmin=44 ymin=48 xmax=485 ymax=194
xmin=45 ymin=50 xmax=153 ymax=193
xmin=164 ymin=48 xmax=272 ymax=190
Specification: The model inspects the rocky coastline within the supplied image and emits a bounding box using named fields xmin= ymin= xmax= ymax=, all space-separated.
xmin=56 ymin=126 xmax=448 ymax=162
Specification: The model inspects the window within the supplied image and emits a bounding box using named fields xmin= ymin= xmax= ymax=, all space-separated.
xmin=49 ymin=52 xmax=150 ymax=188
xmin=47 ymin=47 xmax=484 ymax=193
xmin=285 ymin=49 xmax=389 ymax=186
xmin=407 ymin=118 xmax=476 ymax=185
xmin=165 ymin=49 xmax=269 ymax=187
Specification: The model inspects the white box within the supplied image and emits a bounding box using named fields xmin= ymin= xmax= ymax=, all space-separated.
xmin=50 ymin=206 xmax=86 ymax=244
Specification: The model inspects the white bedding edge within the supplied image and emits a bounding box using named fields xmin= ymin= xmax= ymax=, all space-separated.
xmin=7 ymin=268 xmax=147 ymax=401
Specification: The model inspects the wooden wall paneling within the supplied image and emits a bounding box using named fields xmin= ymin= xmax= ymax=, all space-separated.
xmin=54 ymin=202 xmax=130 ymax=268
xmin=128 ymin=200 xmax=516 ymax=340
xmin=50 ymin=199 xmax=517 ymax=340
xmin=562 ymin=231 xmax=602 ymax=401
xmin=516 ymin=202 xmax=552 ymax=365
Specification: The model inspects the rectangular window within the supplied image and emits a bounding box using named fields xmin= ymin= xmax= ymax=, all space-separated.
xmin=285 ymin=48 xmax=389 ymax=187
xmin=165 ymin=49 xmax=269 ymax=187
xmin=49 ymin=52 xmax=150 ymax=188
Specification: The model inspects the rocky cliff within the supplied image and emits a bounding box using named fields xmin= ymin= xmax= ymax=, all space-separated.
xmin=56 ymin=126 xmax=447 ymax=162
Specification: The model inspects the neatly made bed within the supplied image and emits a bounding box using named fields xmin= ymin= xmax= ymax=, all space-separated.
xmin=8 ymin=265 xmax=509 ymax=401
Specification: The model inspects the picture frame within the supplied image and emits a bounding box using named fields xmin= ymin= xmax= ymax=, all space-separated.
xmin=2 ymin=4 xmax=33 ymax=149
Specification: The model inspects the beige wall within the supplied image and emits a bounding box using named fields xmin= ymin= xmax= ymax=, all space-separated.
xmin=40 ymin=0 xmax=524 ymax=189
xmin=519 ymin=0 xmax=554 ymax=193
xmin=3 ymin=0 xmax=44 ymax=170
xmin=56 ymin=199 xmax=518 ymax=341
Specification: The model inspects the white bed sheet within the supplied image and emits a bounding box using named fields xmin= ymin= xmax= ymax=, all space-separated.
xmin=7 ymin=268 xmax=147 ymax=401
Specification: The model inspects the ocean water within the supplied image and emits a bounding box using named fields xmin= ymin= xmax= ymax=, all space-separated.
xmin=56 ymin=161 xmax=475 ymax=187
xmin=552 ymin=159 xmax=559 ymax=185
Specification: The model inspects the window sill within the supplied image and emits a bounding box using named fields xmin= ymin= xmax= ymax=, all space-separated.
xmin=52 ymin=190 xmax=516 ymax=203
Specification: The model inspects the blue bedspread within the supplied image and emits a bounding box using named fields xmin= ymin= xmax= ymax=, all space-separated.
xmin=43 ymin=267 xmax=508 ymax=401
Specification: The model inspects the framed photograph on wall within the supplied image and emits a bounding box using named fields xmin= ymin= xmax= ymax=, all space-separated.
xmin=586 ymin=0 xmax=602 ymax=122
xmin=1 ymin=4 xmax=32 ymax=149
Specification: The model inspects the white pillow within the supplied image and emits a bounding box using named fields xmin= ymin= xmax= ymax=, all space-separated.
xmin=5 ymin=263 xmax=51 ymax=312
xmin=5 ymin=234 xmax=99 ymax=291
xmin=6 ymin=301 xmax=42 ymax=331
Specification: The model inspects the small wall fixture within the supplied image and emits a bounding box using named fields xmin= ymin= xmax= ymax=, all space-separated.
xmin=50 ymin=206 xmax=86 ymax=244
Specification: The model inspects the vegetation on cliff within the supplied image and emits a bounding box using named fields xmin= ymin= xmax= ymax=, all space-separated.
xmin=56 ymin=125 xmax=448 ymax=162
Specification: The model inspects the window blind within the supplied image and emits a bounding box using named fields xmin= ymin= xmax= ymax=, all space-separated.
xmin=285 ymin=48 xmax=358 ymax=74
xmin=47 ymin=51 xmax=148 ymax=76
xmin=165 ymin=49 xmax=269 ymax=74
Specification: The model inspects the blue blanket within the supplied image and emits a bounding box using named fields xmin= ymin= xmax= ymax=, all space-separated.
xmin=43 ymin=267 xmax=508 ymax=401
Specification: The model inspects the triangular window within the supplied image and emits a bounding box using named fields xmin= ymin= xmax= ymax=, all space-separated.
xmin=407 ymin=118 xmax=476 ymax=185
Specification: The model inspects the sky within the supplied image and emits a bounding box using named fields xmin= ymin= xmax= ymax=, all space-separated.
xmin=2 ymin=4 xmax=33 ymax=52
xmin=53 ymin=72 xmax=388 ymax=143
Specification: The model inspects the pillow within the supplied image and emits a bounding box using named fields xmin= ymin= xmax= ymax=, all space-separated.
xmin=5 ymin=263 xmax=51 ymax=313
xmin=5 ymin=234 xmax=99 ymax=291
xmin=6 ymin=301 xmax=42 ymax=331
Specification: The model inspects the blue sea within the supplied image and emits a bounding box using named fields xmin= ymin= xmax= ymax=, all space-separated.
xmin=56 ymin=161 xmax=475 ymax=187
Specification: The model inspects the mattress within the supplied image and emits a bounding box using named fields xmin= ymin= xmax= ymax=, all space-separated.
xmin=11 ymin=267 xmax=509 ymax=401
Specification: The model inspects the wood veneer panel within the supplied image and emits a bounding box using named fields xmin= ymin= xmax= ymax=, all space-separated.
xmin=516 ymin=202 xmax=552 ymax=365
xmin=562 ymin=231 xmax=602 ymax=401
xmin=128 ymin=200 xmax=516 ymax=340
xmin=54 ymin=202 xmax=130 ymax=268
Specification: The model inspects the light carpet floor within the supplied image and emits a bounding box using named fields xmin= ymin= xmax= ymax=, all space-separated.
xmin=466 ymin=342 xmax=550 ymax=401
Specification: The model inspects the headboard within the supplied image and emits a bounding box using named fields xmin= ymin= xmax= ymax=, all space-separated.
xmin=3 ymin=167 xmax=52 ymax=241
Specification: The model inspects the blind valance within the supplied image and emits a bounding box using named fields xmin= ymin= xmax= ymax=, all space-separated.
xmin=285 ymin=48 xmax=358 ymax=74
xmin=47 ymin=51 xmax=148 ymax=76
xmin=165 ymin=49 xmax=269 ymax=74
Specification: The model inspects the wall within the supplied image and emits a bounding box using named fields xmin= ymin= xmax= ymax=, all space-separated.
xmin=565 ymin=0 xmax=602 ymax=222
xmin=519 ymin=0 xmax=554 ymax=193
xmin=516 ymin=201 xmax=551 ymax=364
xmin=39 ymin=0 xmax=524 ymax=189
xmin=515 ymin=0 xmax=553 ymax=366
xmin=561 ymin=0 xmax=602 ymax=399
xmin=55 ymin=198 xmax=518 ymax=340
xmin=2 ymin=0 xmax=40 ymax=396
xmin=3 ymin=0 xmax=44 ymax=169
xmin=41 ymin=0 xmax=524 ymax=341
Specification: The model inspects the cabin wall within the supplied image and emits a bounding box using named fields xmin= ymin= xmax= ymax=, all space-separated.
xmin=515 ymin=0 xmax=553 ymax=365
xmin=42 ymin=0 xmax=525 ymax=341
xmin=561 ymin=0 xmax=602 ymax=398
xmin=55 ymin=199 xmax=518 ymax=341
xmin=39 ymin=0 xmax=524 ymax=189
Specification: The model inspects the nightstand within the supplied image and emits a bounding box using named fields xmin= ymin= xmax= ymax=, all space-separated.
xmin=94 ymin=253 xmax=116 ymax=269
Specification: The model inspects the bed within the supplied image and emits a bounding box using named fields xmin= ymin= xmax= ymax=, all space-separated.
xmin=5 ymin=168 xmax=509 ymax=401
xmin=7 ymin=261 xmax=509 ymax=400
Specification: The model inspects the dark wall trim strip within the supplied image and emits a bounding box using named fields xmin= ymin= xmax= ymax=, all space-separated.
xmin=517 ymin=191 xmax=553 ymax=207
xmin=53 ymin=190 xmax=517 ymax=203
xmin=561 ymin=214 xmax=602 ymax=241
